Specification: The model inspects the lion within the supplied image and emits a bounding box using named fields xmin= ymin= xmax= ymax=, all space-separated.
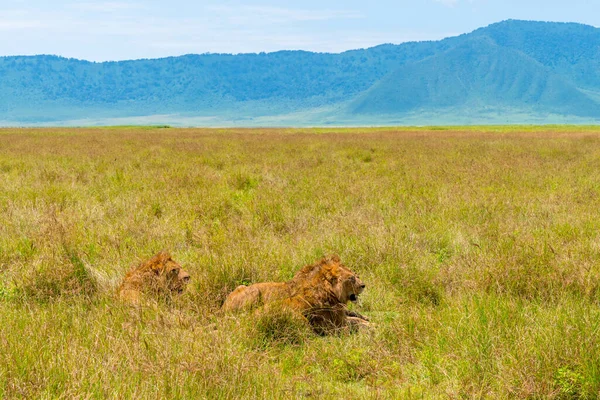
xmin=222 ymin=255 xmax=369 ymax=334
xmin=117 ymin=251 xmax=191 ymax=304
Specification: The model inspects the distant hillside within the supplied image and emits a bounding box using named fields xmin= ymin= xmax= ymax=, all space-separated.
xmin=1 ymin=19 xmax=600 ymax=126
xmin=348 ymin=35 xmax=600 ymax=118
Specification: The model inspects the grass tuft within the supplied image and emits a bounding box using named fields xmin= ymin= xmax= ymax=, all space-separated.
xmin=250 ymin=306 xmax=312 ymax=348
xmin=17 ymin=248 xmax=98 ymax=303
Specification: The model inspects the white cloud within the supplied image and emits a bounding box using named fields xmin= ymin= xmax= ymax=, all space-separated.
xmin=0 ymin=17 xmax=46 ymax=30
xmin=69 ymin=2 xmax=143 ymax=13
xmin=434 ymin=0 xmax=460 ymax=7
xmin=434 ymin=0 xmax=479 ymax=7
xmin=0 ymin=10 xmax=51 ymax=30
xmin=208 ymin=5 xmax=363 ymax=24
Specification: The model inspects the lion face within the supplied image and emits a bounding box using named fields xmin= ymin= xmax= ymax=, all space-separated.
xmin=328 ymin=261 xmax=365 ymax=304
xmin=152 ymin=253 xmax=191 ymax=294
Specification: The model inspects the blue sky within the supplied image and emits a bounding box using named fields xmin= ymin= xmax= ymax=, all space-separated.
xmin=1 ymin=0 xmax=599 ymax=61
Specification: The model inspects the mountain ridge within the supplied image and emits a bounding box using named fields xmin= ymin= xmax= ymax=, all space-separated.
xmin=2 ymin=19 xmax=600 ymax=126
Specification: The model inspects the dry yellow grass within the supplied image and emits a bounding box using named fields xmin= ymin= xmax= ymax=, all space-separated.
xmin=1 ymin=126 xmax=600 ymax=398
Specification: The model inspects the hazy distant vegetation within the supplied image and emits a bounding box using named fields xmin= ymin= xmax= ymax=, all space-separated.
xmin=2 ymin=20 xmax=600 ymax=125
xmin=1 ymin=126 xmax=600 ymax=397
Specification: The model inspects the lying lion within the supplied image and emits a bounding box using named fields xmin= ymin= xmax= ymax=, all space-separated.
xmin=222 ymin=255 xmax=369 ymax=334
xmin=117 ymin=251 xmax=191 ymax=304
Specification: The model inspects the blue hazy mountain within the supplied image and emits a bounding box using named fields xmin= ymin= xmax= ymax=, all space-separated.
xmin=348 ymin=35 xmax=600 ymax=117
xmin=470 ymin=20 xmax=600 ymax=92
xmin=2 ymin=19 xmax=600 ymax=125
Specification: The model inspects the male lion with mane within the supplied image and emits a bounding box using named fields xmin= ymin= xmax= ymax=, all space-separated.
xmin=117 ymin=251 xmax=191 ymax=304
xmin=222 ymin=255 xmax=369 ymax=334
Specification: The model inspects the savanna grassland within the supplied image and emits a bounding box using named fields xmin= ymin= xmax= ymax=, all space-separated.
xmin=1 ymin=126 xmax=600 ymax=399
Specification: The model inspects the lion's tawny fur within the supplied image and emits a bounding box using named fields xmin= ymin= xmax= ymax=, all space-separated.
xmin=117 ymin=251 xmax=190 ymax=304
xmin=222 ymin=255 xmax=368 ymax=334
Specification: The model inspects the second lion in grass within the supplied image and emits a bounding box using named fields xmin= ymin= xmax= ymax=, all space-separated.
xmin=118 ymin=251 xmax=191 ymax=304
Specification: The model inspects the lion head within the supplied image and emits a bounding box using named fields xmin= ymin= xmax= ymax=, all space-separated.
xmin=118 ymin=251 xmax=191 ymax=303
xmin=153 ymin=252 xmax=191 ymax=294
xmin=292 ymin=255 xmax=365 ymax=305
xmin=331 ymin=264 xmax=365 ymax=304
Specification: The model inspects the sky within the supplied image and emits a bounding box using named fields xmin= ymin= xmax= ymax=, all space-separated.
xmin=1 ymin=0 xmax=599 ymax=61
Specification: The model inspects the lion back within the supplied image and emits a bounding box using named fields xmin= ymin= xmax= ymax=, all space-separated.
xmin=222 ymin=282 xmax=290 ymax=311
xmin=222 ymin=285 xmax=258 ymax=311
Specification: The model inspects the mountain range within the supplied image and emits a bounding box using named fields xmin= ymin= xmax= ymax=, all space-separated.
xmin=2 ymin=19 xmax=600 ymax=126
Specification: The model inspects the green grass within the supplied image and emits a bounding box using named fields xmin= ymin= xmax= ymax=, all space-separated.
xmin=1 ymin=126 xmax=600 ymax=398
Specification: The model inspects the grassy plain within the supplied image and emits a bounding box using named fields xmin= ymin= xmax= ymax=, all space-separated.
xmin=1 ymin=126 xmax=600 ymax=398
